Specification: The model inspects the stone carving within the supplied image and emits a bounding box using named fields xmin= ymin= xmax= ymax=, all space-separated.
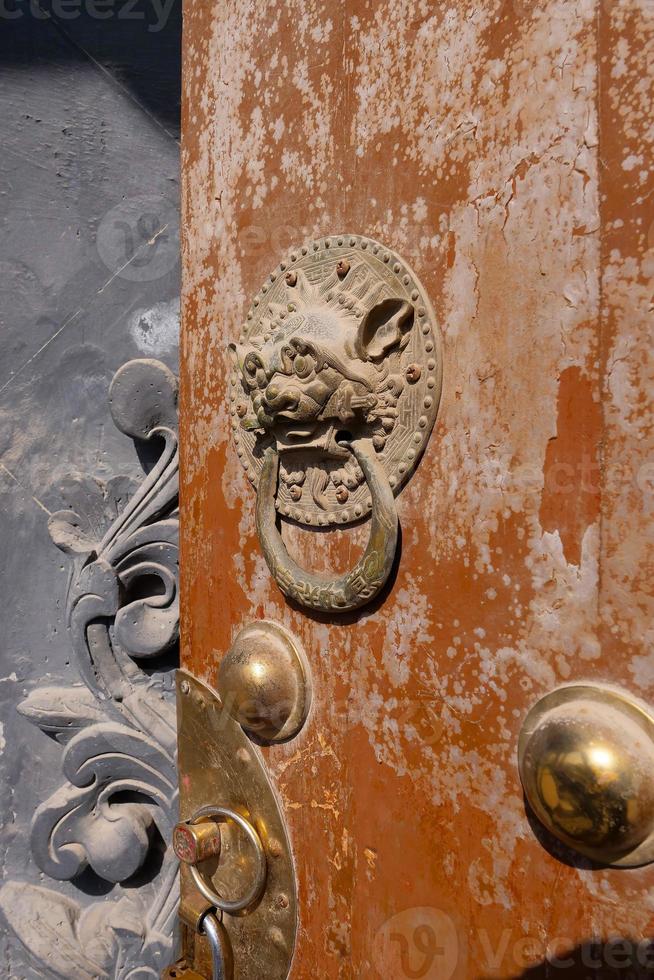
xmin=0 ymin=359 xmax=180 ymax=980
xmin=230 ymin=235 xmax=442 ymax=611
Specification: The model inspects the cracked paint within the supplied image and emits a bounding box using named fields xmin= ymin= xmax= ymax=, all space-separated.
xmin=181 ymin=0 xmax=654 ymax=976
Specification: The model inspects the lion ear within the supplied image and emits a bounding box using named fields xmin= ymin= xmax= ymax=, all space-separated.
xmin=355 ymin=299 xmax=414 ymax=362
xmin=229 ymin=342 xmax=250 ymax=371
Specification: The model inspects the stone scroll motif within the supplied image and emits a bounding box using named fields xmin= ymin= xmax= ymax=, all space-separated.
xmin=0 ymin=359 xmax=180 ymax=980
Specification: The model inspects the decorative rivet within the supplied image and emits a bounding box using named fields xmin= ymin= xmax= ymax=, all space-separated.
xmin=217 ymin=620 xmax=311 ymax=742
xmin=337 ymin=259 xmax=350 ymax=279
xmin=427 ymin=377 xmax=436 ymax=389
xmin=393 ymin=262 xmax=401 ymax=273
xmin=413 ymin=433 xmax=422 ymax=444
xmin=418 ymin=307 xmax=425 ymax=317
xmin=336 ymin=486 xmax=349 ymax=503
xmin=519 ymin=684 xmax=654 ymax=867
xmin=425 ymin=341 xmax=434 ymax=352
xmin=419 ymin=415 xmax=428 ymax=428
xmin=236 ymin=402 xmax=248 ymax=418
xmin=285 ymin=271 xmax=297 ymax=287
xmin=411 ymin=290 xmax=419 ymax=300
xmin=427 ymin=358 xmax=436 ymax=370
xmin=424 ymin=396 xmax=433 ymax=408
xmin=405 ymin=363 xmax=421 ymax=384
xmin=383 ymin=252 xmax=390 ymax=262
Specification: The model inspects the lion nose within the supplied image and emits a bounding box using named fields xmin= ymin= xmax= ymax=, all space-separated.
xmin=264 ymin=383 xmax=299 ymax=412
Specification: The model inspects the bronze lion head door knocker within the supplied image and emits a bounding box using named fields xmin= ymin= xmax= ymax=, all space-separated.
xmin=229 ymin=235 xmax=442 ymax=613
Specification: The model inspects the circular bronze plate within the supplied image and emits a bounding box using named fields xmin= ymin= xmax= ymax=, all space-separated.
xmin=229 ymin=234 xmax=442 ymax=528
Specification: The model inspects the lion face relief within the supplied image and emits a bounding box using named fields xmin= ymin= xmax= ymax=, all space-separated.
xmin=229 ymin=237 xmax=441 ymax=526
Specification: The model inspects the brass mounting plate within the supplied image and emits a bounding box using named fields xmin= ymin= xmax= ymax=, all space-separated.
xmin=177 ymin=670 xmax=297 ymax=979
xmin=229 ymin=234 xmax=442 ymax=528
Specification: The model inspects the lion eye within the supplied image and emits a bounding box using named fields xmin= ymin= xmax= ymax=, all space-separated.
xmin=293 ymin=353 xmax=315 ymax=379
xmin=243 ymin=352 xmax=268 ymax=389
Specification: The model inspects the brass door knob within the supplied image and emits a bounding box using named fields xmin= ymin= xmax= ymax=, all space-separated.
xmin=217 ymin=620 xmax=311 ymax=742
xmin=518 ymin=684 xmax=654 ymax=866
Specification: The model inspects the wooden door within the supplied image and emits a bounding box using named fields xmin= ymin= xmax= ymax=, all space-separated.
xmin=179 ymin=0 xmax=654 ymax=976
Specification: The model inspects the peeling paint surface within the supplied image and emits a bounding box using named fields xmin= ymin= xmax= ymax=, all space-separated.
xmin=180 ymin=1 xmax=654 ymax=976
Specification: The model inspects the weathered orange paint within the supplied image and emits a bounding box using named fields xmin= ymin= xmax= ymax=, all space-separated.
xmin=539 ymin=365 xmax=602 ymax=565
xmin=180 ymin=1 xmax=654 ymax=976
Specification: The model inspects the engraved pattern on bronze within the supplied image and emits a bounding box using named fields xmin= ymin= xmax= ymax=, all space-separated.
xmin=229 ymin=235 xmax=442 ymax=529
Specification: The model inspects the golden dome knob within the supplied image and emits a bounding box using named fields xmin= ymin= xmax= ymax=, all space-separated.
xmin=217 ymin=620 xmax=311 ymax=743
xmin=518 ymin=685 xmax=654 ymax=866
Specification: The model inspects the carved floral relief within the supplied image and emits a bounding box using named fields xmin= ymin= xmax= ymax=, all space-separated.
xmin=0 ymin=359 xmax=180 ymax=980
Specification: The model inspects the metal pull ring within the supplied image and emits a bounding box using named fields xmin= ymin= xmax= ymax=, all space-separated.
xmin=200 ymin=911 xmax=230 ymax=980
xmin=256 ymin=439 xmax=399 ymax=612
xmin=187 ymin=805 xmax=267 ymax=914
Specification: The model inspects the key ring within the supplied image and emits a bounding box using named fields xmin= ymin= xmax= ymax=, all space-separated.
xmin=186 ymin=805 xmax=267 ymax=914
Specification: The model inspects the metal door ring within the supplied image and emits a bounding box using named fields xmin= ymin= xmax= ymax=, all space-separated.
xmin=187 ymin=805 xmax=267 ymax=914
xmin=256 ymin=439 xmax=398 ymax=611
